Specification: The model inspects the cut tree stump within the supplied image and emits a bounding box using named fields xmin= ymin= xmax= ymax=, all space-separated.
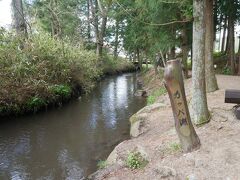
xmin=164 ymin=59 xmax=200 ymax=153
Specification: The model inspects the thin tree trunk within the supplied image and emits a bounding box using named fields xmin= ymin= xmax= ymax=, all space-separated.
xmin=89 ymin=0 xmax=99 ymax=55
xmin=228 ymin=15 xmax=235 ymax=73
xmin=205 ymin=0 xmax=218 ymax=92
xmin=154 ymin=54 xmax=159 ymax=75
xmin=96 ymin=0 xmax=110 ymax=58
xmin=238 ymin=56 xmax=240 ymax=75
xmin=238 ymin=37 xmax=240 ymax=53
xmin=221 ymin=17 xmax=227 ymax=52
xmin=169 ymin=47 xmax=175 ymax=60
xmin=12 ymin=0 xmax=27 ymax=38
xmin=137 ymin=48 xmax=142 ymax=70
xmin=182 ymin=24 xmax=189 ymax=78
xmin=192 ymin=0 xmax=210 ymax=125
xmin=97 ymin=15 xmax=108 ymax=57
xmin=87 ymin=0 xmax=91 ymax=41
xmin=114 ymin=19 xmax=119 ymax=59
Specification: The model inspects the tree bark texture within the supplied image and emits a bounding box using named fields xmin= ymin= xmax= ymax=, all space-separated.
xmin=205 ymin=0 xmax=218 ymax=92
xmin=182 ymin=24 xmax=189 ymax=78
xmin=114 ymin=19 xmax=119 ymax=59
xmin=221 ymin=17 xmax=227 ymax=52
xmin=12 ymin=0 xmax=27 ymax=37
xmin=192 ymin=0 xmax=210 ymax=125
xmin=164 ymin=59 xmax=201 ymax=152
xmin=87 ymin=0 xmax=91 ymax=41
xmin=228 ymin=14 xmax=235 ymax=73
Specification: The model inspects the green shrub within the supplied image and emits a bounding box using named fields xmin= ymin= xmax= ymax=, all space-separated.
xmin=0 ymin=30 xmax=135 ymax=115
xmin=147 ymin=87 xmax=166 ymax=105
xmin=97 ymin=160 xmax=108 ymax=169
xmin=168 ymin=142 xmax=182 ymax=153
xmin=126 ymin=152 xmax=148 ymax=169
xmin=50 ymin=84 xmax=71 ymax=98
xmin=222 ymin=66 xmax=232 ymax=75
xmin=26 ymin=96 xmax=46 ymax=111
xmin=213 ymin=51 xmax=225 ymax=58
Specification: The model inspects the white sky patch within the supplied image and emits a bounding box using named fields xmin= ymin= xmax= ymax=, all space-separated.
xmin=0 ymin=0 xmax=12 ymax=27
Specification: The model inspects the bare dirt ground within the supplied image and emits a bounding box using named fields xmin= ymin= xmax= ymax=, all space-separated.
xmin=89 ymin=74 xmax=240 ymax=180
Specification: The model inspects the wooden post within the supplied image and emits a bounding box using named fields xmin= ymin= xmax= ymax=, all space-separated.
xmin=164 ymin=59 xmax=200 ymax=152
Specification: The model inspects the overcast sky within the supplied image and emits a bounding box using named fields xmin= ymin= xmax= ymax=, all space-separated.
xmin=0 ymin=0 xmax=12 ymax=27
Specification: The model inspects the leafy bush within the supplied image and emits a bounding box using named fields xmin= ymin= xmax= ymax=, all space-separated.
xmin=147 ymin=86 xmax=167 ymax=105
xmin=126 ymin=152 xmax=148 ymax=169
xmin=50 ymin=84 xmax=72 ymax=98
xmin=102 ymin=55 xmax=135 ymax=74
xmin=222 ymin=66 xmax=232 ymax=75
xmin=213 ymin=51 xmax=225 ymax=58
xmin=0 ymin=30 xmax=136 ymax=116
xmin=26 ymin=96 xmax=46 ymax=111
xmin=168 ymin=142 xmax=182 ymax=153
xmin=0 ymin=31 xmax=101 ymax=115
xmin=97 ymin=160 xmax=108 ymax=169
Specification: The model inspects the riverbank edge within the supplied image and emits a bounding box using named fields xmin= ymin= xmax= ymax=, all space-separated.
xmin=0 ymin=65 xmax=136 ymax=117
xmin=87 ymin=68 xmax=163 ymax=178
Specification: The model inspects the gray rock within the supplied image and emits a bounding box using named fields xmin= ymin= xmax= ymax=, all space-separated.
xmin=137 ymin=103 xmax=166 ymax=114
xmin=153 ymin=165 xmax=177 ymax=178
xmin=130 ymin=113 xmax=149 ymax=137
xmin=134 ymin=90 xmax=147 ymax=97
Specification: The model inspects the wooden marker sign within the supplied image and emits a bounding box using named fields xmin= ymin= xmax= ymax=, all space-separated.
xmin=164 ymin=59 xmax=200 ymax=152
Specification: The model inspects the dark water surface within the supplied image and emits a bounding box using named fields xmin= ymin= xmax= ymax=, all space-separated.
xmin=0 ymin=73 xmax=146 ymax=179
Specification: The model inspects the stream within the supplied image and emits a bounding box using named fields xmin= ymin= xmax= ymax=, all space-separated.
xmin=0 ymin=73 xmax=146 ymax=179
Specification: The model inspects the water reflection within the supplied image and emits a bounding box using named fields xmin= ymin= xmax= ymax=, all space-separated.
xmin=0 ymin=73 xmax=146 ymax=179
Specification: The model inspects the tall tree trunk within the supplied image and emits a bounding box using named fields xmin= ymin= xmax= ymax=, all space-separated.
xmin=96 ymin=0 xmax=110 ymax=58
xmin=169 ymin=47 xmax=175 ymax=60
xmin=221 ymin=17 xmax=227 ymax=52
xmin=228 ymin=14 xmax=235 ymax=73
xmin=49 ymin=0 xmax=61 ymax=38
xmin=114 ymin=19 xmax=119 ymax=59
xmin=192 ymin=0 xmax=210 ymax=125
xmin=205 ymin=0 xmax=218 ymax=92
xmin=89 ymin=0 xmax=99 ymax=55
xmin=238 ymin=37 xmax=240 ymax=54
xmin=12 ymin=0 xmax=27 ymax=38
xmin=238 ymin=56 xmax=240 ymax=75
xmin=97 ymin=15 xmax=108 ymax=57
xmin=137 ymin=48 xmax=142 ymax=70
xmin=182 ymin=24 xmax=189 ymax=78
xmin=87 ymin=0 xmax=91 ymax=41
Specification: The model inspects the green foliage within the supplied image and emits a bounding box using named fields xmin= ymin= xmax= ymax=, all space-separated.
xmin=147 ymin=87 xmax=167 ymax=105
xmin=97 ymin=160 xmax=108 ymax=169
xmin=102 ymin=55 xmax=135 ymax=74
xmin=50 ymin=85 xmax=71 ymax=98
xmin=0 ymin=31 xmax=101 ymax=115
xmin=0 ymin=30 xmax=135 ymax=116
xmin=26 ymin=96 xmax=46 ymax=111
xmin=168 ymin=142 xmax=182 ymax=153
xmin=126 ymin=152 xmax=148 ymax=169
xmin=222 ymin=66 xmax=232 ymax=75
xmin=213 ymin=51 xmax=225 ymax=58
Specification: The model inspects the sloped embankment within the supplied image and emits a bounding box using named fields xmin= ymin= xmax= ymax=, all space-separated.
xmin=89 ymin=74 xmax=240 ymax=179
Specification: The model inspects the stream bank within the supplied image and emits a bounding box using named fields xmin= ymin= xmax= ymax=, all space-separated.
xmin=0 ymin=73 xmax=146 ymax=179
xmin=89 ymin=71 xmax=240 ymax=179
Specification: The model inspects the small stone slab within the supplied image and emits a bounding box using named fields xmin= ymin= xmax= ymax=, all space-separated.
xmin=235 ymin=107 xmax=240 ymax=120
